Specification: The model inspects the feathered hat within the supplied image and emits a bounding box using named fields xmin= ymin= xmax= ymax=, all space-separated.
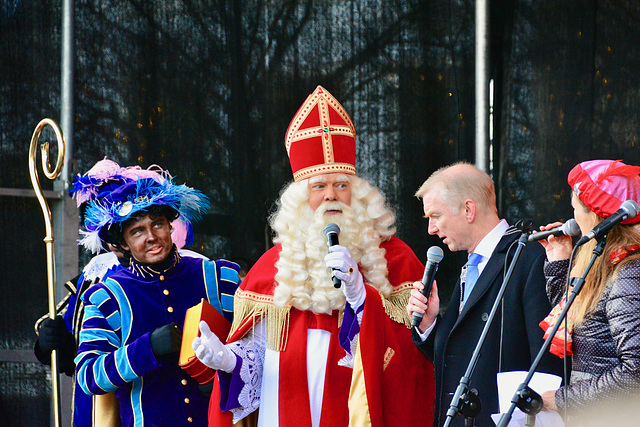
xmin=284 ymin=86 xmax=356 ymax=181
xmin=69 ymin=158 xmax=131 ymax=208
xmin=568 ymin=159 xmax=640 ymax=224
xmin=79 ymin=177 xmax=210 ymax=253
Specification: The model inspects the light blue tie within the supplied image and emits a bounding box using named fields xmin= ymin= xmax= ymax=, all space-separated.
xmin=461 ymin=253 xmax=483 ymax=310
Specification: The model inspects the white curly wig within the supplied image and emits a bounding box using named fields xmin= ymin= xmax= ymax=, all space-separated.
xmin=269 ymin=174 xmax=396 ymax=314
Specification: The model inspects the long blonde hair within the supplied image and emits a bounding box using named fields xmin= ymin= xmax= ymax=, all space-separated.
xmin=572 ymin=199 xmax=640 ymax=323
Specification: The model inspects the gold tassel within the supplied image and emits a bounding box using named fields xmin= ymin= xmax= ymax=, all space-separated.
xmin=229 ymin=295 xmax=292 ymax=351
xmin=380 ymin=282 xmax=413 ymax=328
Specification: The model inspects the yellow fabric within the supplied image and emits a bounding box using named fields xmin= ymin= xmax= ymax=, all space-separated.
xmin=93 ymin=391 xmax=121 ymax=427
xmin=348 ymin=339 xmax=372 ymax=427
xmin=233 ymin=411 xmax=258 ymax=426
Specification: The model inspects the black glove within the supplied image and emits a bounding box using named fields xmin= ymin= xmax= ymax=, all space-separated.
xmin=150 ymin=322 xmax=182 ymax=357
xmin=34 ymin=315 xmax=76 ymax=376
xmin=38 ymin=316 xmax=74 ymax=353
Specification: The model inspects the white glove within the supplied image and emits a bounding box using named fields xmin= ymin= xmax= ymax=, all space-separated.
xmin=191 ymin=320 xmax=236 ymax=373
xmin=324 ymin=245 xmax=366 ymax=309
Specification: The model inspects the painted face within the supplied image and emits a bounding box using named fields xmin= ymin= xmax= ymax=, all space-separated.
xmin=571 ymin=193 xmax=599 ymax=236
xmin=120 ymin=214 xmax=173 ymax=265
xmin=422 ymin=189 xmax=471 ymax=252
xmin=307 ymin=173 xmax=352 ymax=213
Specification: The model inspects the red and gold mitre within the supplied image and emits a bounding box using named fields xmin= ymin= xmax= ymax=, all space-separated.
xmin=284 ymin=86 xmax=356 ymax=182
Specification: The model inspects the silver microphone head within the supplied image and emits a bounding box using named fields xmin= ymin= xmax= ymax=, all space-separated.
xmin=323 ymin=223 xmax=340 ymax=237
xmin=621 ymin=200 xmax=640 ymax=219
xmin=561 ymin=219 xmax=581 ymax=237
xmin=426 ymin=246 xmax=444 ymax=263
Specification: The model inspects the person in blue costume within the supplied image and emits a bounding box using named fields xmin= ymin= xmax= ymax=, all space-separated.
xmin=34 ymin=159 xmax=211 ymax=426
xmin=74 ymin=176 xmax=240 ymax=427
xmin=34 ymin=159 xmax=138 ymax=427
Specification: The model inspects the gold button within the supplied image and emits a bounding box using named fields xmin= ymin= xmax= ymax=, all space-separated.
xmin=163 ymin=289 xmax=169 ymax=295
xmin=159 ymin=275 xmax=165 ymax=281
xmin=181 ymin=379 xmax=188 ymax=385
xmin=187 ymin=417 xmax=193 ymax=423
xmin=184 ymin=398 xmax=190 ymax=404
xmin=167 ymin=307 xmax=174 ymax=313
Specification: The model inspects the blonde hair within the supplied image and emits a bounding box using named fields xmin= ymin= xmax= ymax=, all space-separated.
xmin=415 ymin=162 xmax=497 ymax=215
xmin=268 ymin=175 xmax=396 ymax=314
xmin=572 ymin=196 xmax=640 ymax=323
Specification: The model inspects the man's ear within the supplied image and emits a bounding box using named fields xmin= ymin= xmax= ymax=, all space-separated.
xmin=464 ymin=199 xmax=476 ymax=223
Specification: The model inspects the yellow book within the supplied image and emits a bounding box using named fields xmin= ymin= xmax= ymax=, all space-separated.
xmin=179 ymin=298 xmax=231 ymax=384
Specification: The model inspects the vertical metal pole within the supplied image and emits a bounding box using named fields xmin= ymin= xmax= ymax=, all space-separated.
xmin=489 ymin=78 xmax=495 ymax=173
xmin=61 ymin=0 xmax=74 ymax=184
xmin=475 ymin=0 xmax=490 ymax=173
xmin=57 ymin=1 xmax=76 ymax=425
xmin=58 ymin=0 xmax=77 ymax=298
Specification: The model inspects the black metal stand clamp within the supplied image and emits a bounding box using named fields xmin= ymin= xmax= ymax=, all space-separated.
xmin=496 ymin=238 xmax=607 ymax=427
xmin=443 ymin=221 xmax=534 ymax=427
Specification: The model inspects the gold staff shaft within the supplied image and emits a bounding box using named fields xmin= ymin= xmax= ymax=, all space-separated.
xmin=28 ymin=118 xmax=65 ymax=427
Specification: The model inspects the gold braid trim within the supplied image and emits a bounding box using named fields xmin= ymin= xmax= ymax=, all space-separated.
xmin=380 ymin=281 xmax=413 ymax=328
xmin=229 ymin=290 xmax=291 ymax=351
xmin=230 ymin=289 xmax=346 ymax=351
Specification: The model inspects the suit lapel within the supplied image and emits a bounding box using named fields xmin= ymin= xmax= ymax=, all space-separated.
xmin=451 ymin=227 xmax=520 ymax=330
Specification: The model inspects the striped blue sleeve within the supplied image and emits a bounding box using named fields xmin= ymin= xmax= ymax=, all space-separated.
xmin=203 ymin=259 xmax=240 ymax=322
xmin=74 ymin=281 xmax=160 ymax=395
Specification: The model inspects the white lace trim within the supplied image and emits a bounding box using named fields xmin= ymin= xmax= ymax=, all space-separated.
xmin=229 ymin=321 xmax=267 ymax=423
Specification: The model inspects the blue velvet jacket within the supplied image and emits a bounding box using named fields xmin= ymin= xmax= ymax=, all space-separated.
xmin=75 ymin=248 xmax=239 ymax=426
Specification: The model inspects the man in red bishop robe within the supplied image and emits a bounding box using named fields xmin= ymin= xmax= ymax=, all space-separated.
xmin=193 ymin=85 xmax=435 ymax=427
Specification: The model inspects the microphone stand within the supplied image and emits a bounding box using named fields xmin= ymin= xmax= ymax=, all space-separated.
xmin=443 ymin=222 xmax=533 ymax=427
xmin=496 ymin=237 xmax=608 ymax=427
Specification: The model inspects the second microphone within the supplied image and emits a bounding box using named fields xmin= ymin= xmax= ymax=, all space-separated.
xmin=411 ymin=246 xmax=445 ymax=328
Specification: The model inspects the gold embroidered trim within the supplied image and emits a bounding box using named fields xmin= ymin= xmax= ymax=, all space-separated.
xmin=383 ymin=347 xmax=395 ymax=371
xmin=285 ymin=87 xmax=356 ymax=154
xmin=380 ymin=281 xmax=413 ymax=328
xmin=293 ymin=163 xmax=356 ymax=181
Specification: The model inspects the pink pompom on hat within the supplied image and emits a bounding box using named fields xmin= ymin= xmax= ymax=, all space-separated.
xmin=568 ymin=159 xmax=640 ymax=224
xmin=70 ymin=159 xmax=170 ymax=208
xmin=70 ymin=158 xmax=124 ymax=207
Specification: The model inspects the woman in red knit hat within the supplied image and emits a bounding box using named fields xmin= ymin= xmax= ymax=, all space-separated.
xmin=537 ymin=159 xmax=640 ymax=425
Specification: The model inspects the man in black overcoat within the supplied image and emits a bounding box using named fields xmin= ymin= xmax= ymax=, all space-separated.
xmin=407 ymin=162 xmax=563 ymax=427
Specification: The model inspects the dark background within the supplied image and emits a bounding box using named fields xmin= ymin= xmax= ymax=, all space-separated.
xmin=1 ymin=0 xmax=639 ymax=424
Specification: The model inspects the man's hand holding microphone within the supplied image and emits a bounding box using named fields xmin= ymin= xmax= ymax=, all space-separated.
xmin=407 ymin=246 xmax=444 ymax=334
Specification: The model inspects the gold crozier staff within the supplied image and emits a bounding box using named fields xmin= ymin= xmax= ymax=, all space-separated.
xmin=28 ymin=118 xmax=65 ymax=427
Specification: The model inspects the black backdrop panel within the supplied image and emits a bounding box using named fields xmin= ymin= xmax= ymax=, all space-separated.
xmin=2 ymin=0 xmax=640 ymax=423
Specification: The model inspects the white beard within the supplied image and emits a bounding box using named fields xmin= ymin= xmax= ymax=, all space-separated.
xmin=273 ymin=200 xmax=369 ymax=314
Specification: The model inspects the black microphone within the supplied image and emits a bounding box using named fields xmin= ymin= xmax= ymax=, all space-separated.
xmin=527 ymin=219 xmax=581 ymax=242
xmin=411 ymin=246 xmax=444 ymax=328
xmin=576 ymin=200 xmax=640 ymax=246
xmin=323 ymin=223 xmax=342 ymax=288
